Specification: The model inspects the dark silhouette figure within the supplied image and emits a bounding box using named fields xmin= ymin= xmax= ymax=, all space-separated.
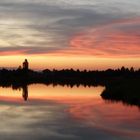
xmin=23 ymin=59 xmax=29 ymax=70
xmin=22 ymin=85 xmax=28 ymax=101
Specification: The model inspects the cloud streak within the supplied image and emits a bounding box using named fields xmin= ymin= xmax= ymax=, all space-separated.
xmin=68 ymin=18 xmax=140 ymax=57
xmin=0 ymin=0 xmax=139 ymax=58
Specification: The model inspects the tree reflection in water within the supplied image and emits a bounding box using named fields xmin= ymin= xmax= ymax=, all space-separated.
xmin=22 ymin=85 xmax=28 ymax=101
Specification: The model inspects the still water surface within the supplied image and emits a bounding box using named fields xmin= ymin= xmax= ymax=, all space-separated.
xmin=0 ymin=84 xmax=139 ymax=140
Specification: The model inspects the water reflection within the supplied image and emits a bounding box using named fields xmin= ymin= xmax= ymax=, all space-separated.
xmin=22 ymin=85 xmax=28 ymax=101
xmin=0 ymin=84 xmax=140 ymax=108
xmin=0 ymin=84 xmax=105 ymax=101
xmin=0 ymin=84 xmax=139 ymax=140
xmin=1 ymin=84 xmax=140 ymax=108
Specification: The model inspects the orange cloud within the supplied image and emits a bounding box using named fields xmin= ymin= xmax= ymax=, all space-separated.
xmin=67 ymin=17 xmax=140 ymax=58
xmin=0 ymin=18 xmax=139 ymax=58
xmin=0 ymin=49 xmax=27 ymax=56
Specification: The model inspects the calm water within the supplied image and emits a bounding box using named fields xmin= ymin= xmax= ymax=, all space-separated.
xmin=0 ymin=84 xmax=139 ymax=140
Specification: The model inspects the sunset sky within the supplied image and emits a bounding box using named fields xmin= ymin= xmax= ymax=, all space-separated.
xmin=0 ymin=0 xmax=140 ymax=70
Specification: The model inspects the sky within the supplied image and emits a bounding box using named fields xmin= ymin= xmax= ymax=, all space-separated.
xmin=0 ymin=0 xmax=140 ymax=70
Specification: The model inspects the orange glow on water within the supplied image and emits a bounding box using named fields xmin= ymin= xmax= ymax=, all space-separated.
xmin=0 ymin=84 xmax=139 ymax=138
xmin=0 ymin=84 xmax=104 ymax=101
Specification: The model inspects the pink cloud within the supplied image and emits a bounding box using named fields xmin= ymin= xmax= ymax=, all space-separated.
xmin=0 ymin=18 xmax=139 ymax=58
xmin=67 ymin=17 xmax=140 ymax=58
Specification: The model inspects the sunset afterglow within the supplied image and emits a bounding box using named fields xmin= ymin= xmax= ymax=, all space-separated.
xmin=0 ymin=1 xmax=139 ymax=140
xmin=0 ymin=0 xmax=139 ymax=70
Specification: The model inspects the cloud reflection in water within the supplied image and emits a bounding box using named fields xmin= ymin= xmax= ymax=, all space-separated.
xmin=0 ymin=84 xmax=139 ymax=140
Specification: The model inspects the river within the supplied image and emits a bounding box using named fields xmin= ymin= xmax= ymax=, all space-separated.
xmin=0 ymin=84 xmax=139 ymax=140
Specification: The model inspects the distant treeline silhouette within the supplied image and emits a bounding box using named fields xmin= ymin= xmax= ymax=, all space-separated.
xmin=0 ymin=66 xmax=139 ymax=85
xmin=0 ymin=66 xmax=139 ymax=106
